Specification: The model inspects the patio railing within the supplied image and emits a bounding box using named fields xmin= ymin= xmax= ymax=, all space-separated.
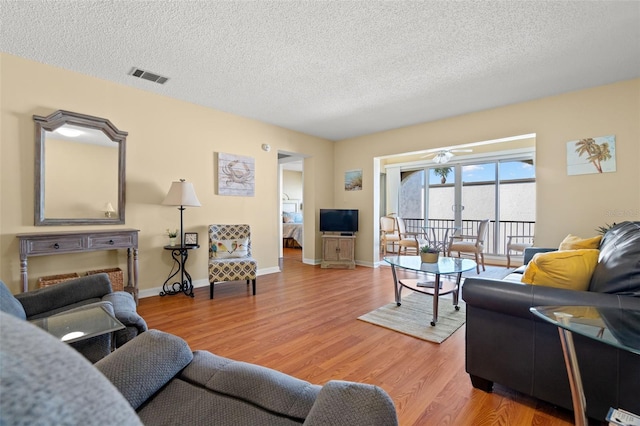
xmin=401 ymin=218 xmax=535 ymax=255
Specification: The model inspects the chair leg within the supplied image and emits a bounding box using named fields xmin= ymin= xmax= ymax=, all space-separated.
xmin=507 ymin=251 xmax=511 ymax=269
xmin=480 ymin=253 xmax=486 ymax=271
xmin=475 ymin=253 xmax=480 ymax=274
xmin=210 ymin=282 xmax=215 ymax=299
xmin=252 ymin=279 xmax=256 ymax=295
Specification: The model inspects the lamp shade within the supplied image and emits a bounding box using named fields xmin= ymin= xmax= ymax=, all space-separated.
xmin=162 ymin=180 xmax=201 ymax=207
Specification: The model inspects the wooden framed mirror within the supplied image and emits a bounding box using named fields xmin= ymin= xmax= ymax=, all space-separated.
xmin=34 ymin=110 xmax=127 ymax=225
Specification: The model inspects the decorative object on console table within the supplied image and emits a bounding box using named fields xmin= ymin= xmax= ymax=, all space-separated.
xmin=166 ymin=228 xmax=178 ymax=247
xmin=162 ymin=179 xmax=201 ymax=248
xmin=184 ymin=232 xmax=198 ymax=246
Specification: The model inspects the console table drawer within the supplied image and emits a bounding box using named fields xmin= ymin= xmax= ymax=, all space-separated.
xmin=88 ymin=234 xmax=134 ymax=249
xmin=26 ymin=237 xmax=85 ymax=254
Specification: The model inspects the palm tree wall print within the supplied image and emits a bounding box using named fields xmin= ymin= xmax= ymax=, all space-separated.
xmin=567 ymin=135 xmax=616 ymax=176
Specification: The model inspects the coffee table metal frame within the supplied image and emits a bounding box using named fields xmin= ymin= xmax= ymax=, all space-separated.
xmin=384 ymin=256 xmax=476 ymax=326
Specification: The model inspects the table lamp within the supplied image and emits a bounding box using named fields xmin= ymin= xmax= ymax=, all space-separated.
xmin=162 ymin=179 xmax=201 ymax=245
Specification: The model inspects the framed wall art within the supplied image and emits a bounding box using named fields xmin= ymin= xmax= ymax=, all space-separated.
xmin=345 ymin=169 xmax=362 ymax=191
xmin=217 ymin=152 xmax=255 ymax=196
xmin=567 ymin=135 xmax=616 ymax=176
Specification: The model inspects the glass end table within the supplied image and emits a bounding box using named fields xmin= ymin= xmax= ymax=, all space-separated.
xmin=30 ymin=304 xmax=125 ymax=345
xmin=530 ymin=305 xmax=640 ymax=426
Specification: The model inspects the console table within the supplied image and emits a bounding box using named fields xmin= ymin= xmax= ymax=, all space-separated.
xmin=16 ymin=229 xmax=139 ymax=301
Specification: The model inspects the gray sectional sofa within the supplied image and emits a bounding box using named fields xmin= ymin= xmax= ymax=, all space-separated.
xmin=0 ymin=311 xmax=398 ymax=425
xmin=462 ymin=221 xmax=640 ymax=421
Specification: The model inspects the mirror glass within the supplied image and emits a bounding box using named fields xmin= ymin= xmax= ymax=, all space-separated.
xmin=34 ymin=110 xmax=126 ymax=225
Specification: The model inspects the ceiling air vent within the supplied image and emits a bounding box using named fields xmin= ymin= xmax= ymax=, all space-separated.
xmin=129 ymin=67 xmax=169 ymax=85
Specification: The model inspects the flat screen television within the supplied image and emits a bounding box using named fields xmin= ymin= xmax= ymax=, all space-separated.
xmin=319 ymin=209 xmax=359 ymax=233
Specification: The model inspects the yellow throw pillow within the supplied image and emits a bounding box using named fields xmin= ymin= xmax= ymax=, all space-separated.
xmin=521 ymin=249 xmax=600 ymax=291
xmin=558 ymin=234 xmax=602 ymax=250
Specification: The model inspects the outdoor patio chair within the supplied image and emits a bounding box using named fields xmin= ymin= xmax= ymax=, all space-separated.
xmin=208 ymin=224 xmax=257 ymax=299
xmin=506 ymin=235 xmax=534 ymax=268
xmin=396 ymin=217 xmax=428 ymax=255
xmin=448 ymin=219 xmax=490 ymax=274
xmin=380 ymin=215 xmax=400 ymax=255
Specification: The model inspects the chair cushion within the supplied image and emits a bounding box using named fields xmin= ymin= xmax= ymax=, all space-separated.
xmin=521 ymin=249 xmax=600 ymax=291
xmin=211 ymin=238 xmax=249 ymax=259
xmin=450 ymin=242 xmax=483 ymax=252
xmin=558 ymin=234 xmax=602 ymax=250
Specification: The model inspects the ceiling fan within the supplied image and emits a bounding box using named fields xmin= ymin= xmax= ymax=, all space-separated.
xmin=422 ymin=149 xmax=473 ymax=164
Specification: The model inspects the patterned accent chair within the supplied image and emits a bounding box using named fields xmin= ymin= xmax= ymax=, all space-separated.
xmin=208 ymin=224 xmax=257 ymax=299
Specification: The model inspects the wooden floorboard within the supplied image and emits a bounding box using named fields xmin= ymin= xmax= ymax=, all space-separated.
xmin=137 ymin=248 xmax=576 ymax=426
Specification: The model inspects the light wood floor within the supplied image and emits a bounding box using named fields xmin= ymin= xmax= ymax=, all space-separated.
xmin=137 ymin=248 xmax=575 ymax=426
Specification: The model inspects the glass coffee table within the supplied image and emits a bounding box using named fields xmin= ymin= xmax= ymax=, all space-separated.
xmin=530 ymin=305 xmax=640 ymax=426
xmin=384 ymin=256 xmax=476 ymax=326
xmin=30 ymin=304 xmax=125 ymax=346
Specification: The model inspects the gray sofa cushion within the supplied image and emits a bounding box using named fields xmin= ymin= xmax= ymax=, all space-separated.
xmin=102 ymin=291 xmax=148 ymax=333
xmin=0 ymin=280 xmax=26 ymax=320
xmin=15 ymin=273 xmax=112 ymax=317
xmin=303 ymin=380 xmax=399 ymax=426
xmin=589 ymin=221 xmax=640 ymax=296
xmin=96 ymin=329 xmax=193 ymax=410
xmin=180 ymin=350 xmax=321 ymax=420
xmin=0 ymin=312 xmax=141 ymax=426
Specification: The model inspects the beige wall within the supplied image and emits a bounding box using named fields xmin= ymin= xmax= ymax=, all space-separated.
xmin=0 ymin=53 xmax=335 ymax=294
xmin=334 ymin=79 xmax=640 ymax=265
xmin=2 ymin=53 xmax=638 ymax=293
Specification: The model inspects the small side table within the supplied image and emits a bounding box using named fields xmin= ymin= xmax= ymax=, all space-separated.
xmin=160 ymin=245 xmax=199 ymax=297
xmin=530 ymin=305 xmax=640 ymax=426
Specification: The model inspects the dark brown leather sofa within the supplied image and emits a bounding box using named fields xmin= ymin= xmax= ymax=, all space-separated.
xmin=462 ymin=221 xmax=640 ymax=421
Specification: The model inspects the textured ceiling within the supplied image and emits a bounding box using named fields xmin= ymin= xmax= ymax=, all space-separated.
xmin=1 ymin=1 xmax=639 ymax=141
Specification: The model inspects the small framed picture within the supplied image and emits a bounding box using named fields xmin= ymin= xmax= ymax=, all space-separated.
xmin=184 ymin=232 xmax=198 ymax=246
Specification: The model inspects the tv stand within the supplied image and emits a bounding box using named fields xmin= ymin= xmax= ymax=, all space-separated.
xmin=321 ymin=234 xmax=356 ymax=269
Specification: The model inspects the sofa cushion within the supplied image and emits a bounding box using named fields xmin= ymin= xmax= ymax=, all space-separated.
xmin=558 ymin=234 xmax=602 ymax=250
xmin=180 ymin=351 xmax=321 ymax=421
xmin=0 ymin=280 xmax=27 ymax=320
xmin=589 ymin=221 xmax=640 ymax=296
xmin=0 ymin=312 xmax=142 ymax=425
xmin=96 ymin=330 xmax=193 ymax=410
xmin=521 ymin=249 xmax=600 ymax=291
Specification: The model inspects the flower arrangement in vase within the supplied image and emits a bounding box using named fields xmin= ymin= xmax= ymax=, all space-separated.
xmin=166 ymin=228 xmax=178 ymax=246
xmin=420 ymin=245 xmax=439 ymax=263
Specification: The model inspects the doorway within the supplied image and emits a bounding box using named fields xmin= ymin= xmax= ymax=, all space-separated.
xmin=278 ymin=153 xmax=304 ymax=263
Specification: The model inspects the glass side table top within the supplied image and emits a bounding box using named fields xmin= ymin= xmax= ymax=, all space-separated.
xmin=30 ymin=305 xmax=125 ymax=344
xmin=530 ymin=305 xmax=640 ymax=355
xmin=384 ymin=255 xmax=476 ymax=274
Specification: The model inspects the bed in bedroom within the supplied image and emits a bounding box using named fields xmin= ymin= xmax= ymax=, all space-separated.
xmin=283 ymin=212 xmax=303 ymax=248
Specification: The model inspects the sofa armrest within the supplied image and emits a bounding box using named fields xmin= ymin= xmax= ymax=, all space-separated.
xmin=95 ymin=330 xmax=193 ymax=410
xmin=523 ymin=247 xmax=557 ymax=264
xmin=462 ymin=278 xmax=640 ymax=320
xmin=303 ymin=380 xmax=398 ymax=426
xmin=15 ymin=274 xmax=113 ymax=317
xmin=101 ymin=292 xmax=147 ymax=334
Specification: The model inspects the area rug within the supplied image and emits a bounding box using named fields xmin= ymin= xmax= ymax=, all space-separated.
xmin=358 ymin=292 xmax=466 ymax=344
